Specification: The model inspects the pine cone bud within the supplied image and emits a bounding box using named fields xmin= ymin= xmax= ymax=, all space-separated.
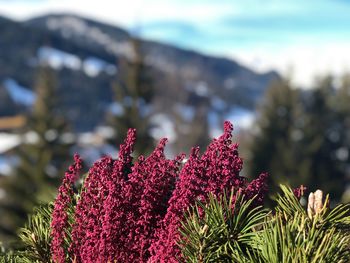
xmin=307 ymin=192 xmax=315 ymax=218
xmin=307 ymin=189 xmax=324 ymax=218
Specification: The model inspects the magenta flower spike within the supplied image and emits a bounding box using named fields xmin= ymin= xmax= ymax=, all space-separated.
xmin=50 ymin=122 xmax=268 ymax=262
xmin=51 ymin=154 xmax=82 ymax=263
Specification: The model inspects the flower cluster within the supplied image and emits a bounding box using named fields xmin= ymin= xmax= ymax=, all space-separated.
xmin=293 ymin=185 xmax=307 ymax=199
xmin=51 ymin=154 xmax=82 ymax=263
xmin=149 ymin=121 xmax=267 ymax=262
xmin=50 ymin=121 xmax=268 ymax=262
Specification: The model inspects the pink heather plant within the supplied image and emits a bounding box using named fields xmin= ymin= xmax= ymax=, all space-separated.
xmin=51 ymin=154 xmax=82 ymax=263
xmin=50 ymin=121 xmax=268 ymax=262
xmin=149 ymin=122 xmax=268 ymax=262
xmin=293 ymin=185 xmax=307 ymax=199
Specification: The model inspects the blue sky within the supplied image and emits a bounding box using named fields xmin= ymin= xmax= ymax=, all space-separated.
xmin=1 ymin=0 xmax=350 ymax=86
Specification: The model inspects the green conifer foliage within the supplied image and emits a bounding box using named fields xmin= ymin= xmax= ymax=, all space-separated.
xmin=253 ymin=186 xmax=350 ymax=263
xmin=333 ymin=74 xmax=350 ymax=202
xmin=0 ymin=66 xmax=72 ymax=246
xmin=298 ymin=76 xmax=346 ymax=201
xmin=179 ymin=186 xmax=350 ymax=262
xmin=179 ymin=190 xmax=267 ymax=262
xmin=249 ymin=78 xmax=300 ymax=193
xmin=249 ymin=75 xmax=350 ymax=201
xmin=107 ymin=38 xmax=154 ymax=156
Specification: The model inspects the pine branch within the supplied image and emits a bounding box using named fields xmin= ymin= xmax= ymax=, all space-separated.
xmin=253 ymin=186 xmax=350 ymax=262
xmin=178 ymin=189 xmax=267 ymax=262
xmin=17 ymin=204 xmax=53 ymax=262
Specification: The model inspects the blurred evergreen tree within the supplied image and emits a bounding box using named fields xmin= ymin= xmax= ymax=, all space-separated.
xmin=299 ymin=77 xmax=342 ymax=198
xmin=172 ymin=95 xmax=210 ymax=154
xmin=107 ymin=38 xmax=154 ymax=155
xmin=185 ymin=102 xmax=210 ymax=151
xmin=249 ymin=75 xmax=349 ymax=202
xmin=299 ymin=76 xmax=347 ymax=201
xmin=0 ymin=66 xmax=72 ymax=246
xmin=335 ymin=74 xmax=350 ymax=201
xmin=248 ymin=78 xmax=301 ymax=195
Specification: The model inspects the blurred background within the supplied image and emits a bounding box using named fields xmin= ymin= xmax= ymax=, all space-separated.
xmin=0 ymin=0 xmax=350 ymax=246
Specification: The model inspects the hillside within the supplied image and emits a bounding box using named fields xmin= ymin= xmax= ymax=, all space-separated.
xmin=0 ymin=13 xmax=279 ymax=134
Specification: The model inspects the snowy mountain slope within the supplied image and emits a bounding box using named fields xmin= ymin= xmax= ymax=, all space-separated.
xmin=0 ymin=13 xmax=279 ymax=133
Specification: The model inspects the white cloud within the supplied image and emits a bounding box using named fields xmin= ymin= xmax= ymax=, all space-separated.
xmin=231 ymin=42 xmax=350 ymax=88
xmin=1 ymin=0 xmax=350 ymax=87
xmin=0 ymin=0 xmax=235 ymax=28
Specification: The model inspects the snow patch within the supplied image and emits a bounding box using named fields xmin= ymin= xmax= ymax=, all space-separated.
xmin=210 ymin=96 xmax=227 ymax=111
xmin=47 ymin=16 xmax=88 ymax=35
xmin=95 ymin=126 xmax=115 ymax=140
xmin=207 ymin=111 xmax=222 ymax=138
xmin=73 ymin=143 xmax=118 ymax=166
xmin=194 ymin=81 xmax=210 ymax=96
xmin=38 ymin=46 xmax=81 ymax=70
xmin=3 ymin=79 xmax=36 ymax=106
xmin=186 ymin=81 xmax=211 ymax=97
xmin=145 ymin=54 xmax=176 ymax=73
xmin=0 ymin=156 xmax=18 ymax=176
xmin=208 ymin=107 xmax=255 ymax=138
xmin=83 ymin=57 xmax=117 ymax=77
xmin=24 ymin=131 xmax=40 ymax=144
xmin=224 ymin=78 xmax=237 ymax=90
xmin=46 ymin=16 xmax=135 ymax=60
xmin=150 ymin=113 xmax=176 ymax=142
xmin=224 ymin=107 xmax=255 ymax=130
xmin=60 ymin=132 xmax=76 ymax=144
xmin=109 ymin=102 xmax=124 ymax=116
xmin=174 ymin=104 xmax=195 ymax=122
xmin=0 ymin=133 xmax=21 ymax=154
xmin=37 ymin=46 xmax=117 ymax=76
